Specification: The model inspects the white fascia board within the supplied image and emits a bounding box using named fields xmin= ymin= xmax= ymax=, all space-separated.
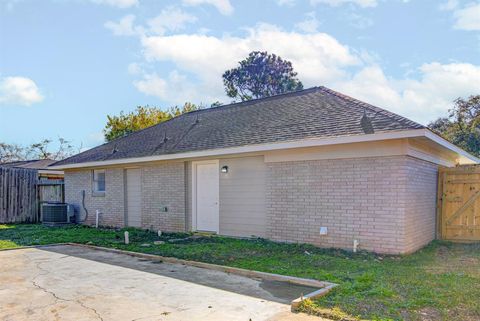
xmin=424 ymin=130 xmax=480 ymax=164
xmin=38 ymin=169 xmax=64 ymax=175
xmin=48 ymin=129 xmax=427 ymax=170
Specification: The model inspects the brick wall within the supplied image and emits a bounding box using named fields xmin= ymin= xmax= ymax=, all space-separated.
xmin=141 ymin=162 xmax=186 ymax=232
xmin=65 ymin=154 xmax=438 ymax=254
xmin=404 ymin=157 xmax=438 ymax=253
xmin=64 ymin=168 xmax=125 ymax=227
xmin=265 ymin=156 xmax=437 ymax=254
xmin=65 ymin=162 xmax=187 ymax=232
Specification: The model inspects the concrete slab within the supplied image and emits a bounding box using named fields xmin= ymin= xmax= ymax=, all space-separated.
xmin=0 ymin=245 xmax=327 ymax=321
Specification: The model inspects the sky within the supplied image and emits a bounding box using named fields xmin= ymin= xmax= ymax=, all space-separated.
xmin=1 ymin=0 xmax=479 ymax=151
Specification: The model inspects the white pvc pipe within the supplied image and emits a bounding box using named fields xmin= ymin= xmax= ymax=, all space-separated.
xmin=95 ymin=210 xmax=100 ymax=228
xmin=124 ymin=231 xmax=129 ymax=245
xmin=353 ymin=239 xmax=359 ymax=253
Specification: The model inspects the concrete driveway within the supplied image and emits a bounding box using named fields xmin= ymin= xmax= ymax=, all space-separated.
xmin=0 ymin=245 xmax=325 ymax=321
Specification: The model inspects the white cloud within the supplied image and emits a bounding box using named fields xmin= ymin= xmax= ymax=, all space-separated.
xmin=127 ymin=62 xmax=143 ymax=75
xmin=346 ymin=12 xmax=373 ymax=29
xmin=147 ymin=6 xmax=197 ymax=35
xmin=453 ymin=2 xmax=480 ymax=31
xmin=335 ymin=65 xmax=400 ymax=109
xmin=439 ymin=0 xmax=459 ymax=11
xmin=310 ymin=0 xmax=378 ymax=8
xmin=90 ymin=0 xmax=138 ymax=9
xmin=440 ymin=1 xmax=480 ymax=31
xmin=133 ymin=70 xmax=219 ymax=104
xmin=104 ymin=14 xmax=138 ymax=36
xmin=2 ymin=0 xmax=23 ymax=12
xmin=133 ymin=24 xmax=358 ymax=104
xmin=0 ymin=76 xmax=44 ymax=106
xmin=133 ymin=73 xmax=168 ymax=98
xmin=295 ymin=12 xmax=320 ymax=33
xmin=276 ymin=0 xmax=296 ymax=6
xmin=182 ymin=0 xmax=234 ymax=15
xmin=140 ymin=23 xmax=359 ymax=94
xmin=120 ymin=18 xmax=479 ymax=125
xmin=105 ymin=7 xmax=197 ymax=37
xmin=334 ymin=62 xmax=480 ymax=124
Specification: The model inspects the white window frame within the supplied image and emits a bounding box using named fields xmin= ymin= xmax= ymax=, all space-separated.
xmin=92 ymin=169 xmax=106 ymax=194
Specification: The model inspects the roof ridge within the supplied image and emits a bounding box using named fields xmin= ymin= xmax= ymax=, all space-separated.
xmin=1 ymin=159 xmax=53 ymax=165
xmin=184 ymin=86 xmax=321 ymax=116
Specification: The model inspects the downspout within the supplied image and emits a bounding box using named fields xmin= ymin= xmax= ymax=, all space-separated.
xmin=79 ymin=190 xmax=89 ymax=223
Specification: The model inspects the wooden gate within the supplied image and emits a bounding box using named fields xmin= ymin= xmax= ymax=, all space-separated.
xmin=438 ymin=165 xmax=480 ymax=241
xmin=37 ymin=178 xmax=65 ymax=221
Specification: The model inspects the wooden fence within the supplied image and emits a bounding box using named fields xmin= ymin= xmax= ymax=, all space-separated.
xmin=438 ymin=165 xmax=480 ymax=241
xmin=0 ymin=167 xmax=64 ymax=223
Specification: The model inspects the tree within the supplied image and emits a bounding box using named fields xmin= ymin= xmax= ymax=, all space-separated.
xmin=103 ymin=103 xmax=200 ymax=142
xmin=0 ymin=137 xmax=75 ymax=163
xmin=0 ymin=142 xmax=26 ymax=163
xmin=428 ymin=95 xmax=480 ymax=157
xmin=28 ymin=138 xmax=75 ymax=160
xmin=169 ymin=102 xmax=199 ymax=117
xmin=222 ymin=51 xmax=303 ymax=101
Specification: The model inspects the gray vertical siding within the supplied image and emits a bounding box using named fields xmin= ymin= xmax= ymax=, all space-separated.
xmin=218 ymin=156 xmax=267 ymax=237
xmin=185 ymin=161 xmax=192 ymax=232
xmin=126 ymin=168 xmax=142 ymax=227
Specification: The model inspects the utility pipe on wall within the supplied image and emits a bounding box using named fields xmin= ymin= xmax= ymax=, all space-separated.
xmin=95 ymin=210 xmax=100 ymax=228
xmin=353 ymin=239 xmax=359 ymax=253
xmin=80 ymin=190 xmax=89 ymax=223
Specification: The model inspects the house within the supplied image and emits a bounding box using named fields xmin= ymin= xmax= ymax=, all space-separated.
xmin=49 ymin=87 xmax=479 ymax=254
xmin=1 ymin=159 xmax=64 ymax=179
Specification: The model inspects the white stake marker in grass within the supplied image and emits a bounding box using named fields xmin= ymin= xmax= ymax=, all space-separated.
xmin=124 ymin=231 xmax=129 ymax=245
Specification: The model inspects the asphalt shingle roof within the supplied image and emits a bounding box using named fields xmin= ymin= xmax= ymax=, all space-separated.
xmin=1 ymin=159 xmax=58 ymax=169
xmin=53 ymin=86 xmax=424 ymax=166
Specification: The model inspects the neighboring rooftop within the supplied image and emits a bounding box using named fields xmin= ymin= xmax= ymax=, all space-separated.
xmin=53 ymin=86 xmax=425 ymax=166
xmin=1 ymin=159 xmax=58 ymax=170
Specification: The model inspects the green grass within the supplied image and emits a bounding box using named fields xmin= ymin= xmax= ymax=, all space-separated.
xmin=1 ymin=224 xmax=479 ymax=321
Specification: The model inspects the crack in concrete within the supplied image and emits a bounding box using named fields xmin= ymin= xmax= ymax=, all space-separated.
xmin=131 ymin=314 xmax=169 ymax=321
xmin=31 ymin=279 xmax=104 ymax=321
xmin=24 ymin=252 xmax=105 ymax=321
xmin=76 ymin=299 xmax=105 ymax=321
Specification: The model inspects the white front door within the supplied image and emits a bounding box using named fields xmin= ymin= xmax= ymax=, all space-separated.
xmin=194 ymin=160 xmax=219 ymax=233
xmin=126 ymin=168 xmax=142 ymax=227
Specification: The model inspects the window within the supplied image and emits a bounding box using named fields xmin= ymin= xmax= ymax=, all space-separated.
xmin=92 ymin=169 xmax=106 ymax=193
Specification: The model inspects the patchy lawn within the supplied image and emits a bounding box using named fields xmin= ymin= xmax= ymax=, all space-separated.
xmin=1 ymin=224 xmax=479 ymax=321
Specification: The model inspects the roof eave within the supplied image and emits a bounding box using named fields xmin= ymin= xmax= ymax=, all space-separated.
xmin=49 ymin=129 xmax=433 ymax=170
xmin=49 ymin=128 xmax=478 ymax=170
xmin=423 ymin=129 xmax=480 ymax=164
